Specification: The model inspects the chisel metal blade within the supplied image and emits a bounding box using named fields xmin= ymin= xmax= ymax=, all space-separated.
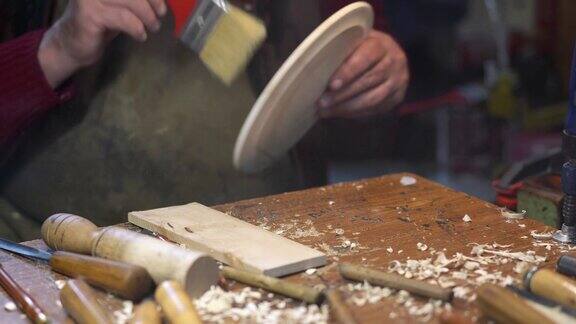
xmin=0 ymin=237 xmax=52 ymax=262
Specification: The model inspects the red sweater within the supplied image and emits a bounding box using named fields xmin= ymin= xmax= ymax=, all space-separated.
xmin=0 ymin=30 xmax=73 ymax=148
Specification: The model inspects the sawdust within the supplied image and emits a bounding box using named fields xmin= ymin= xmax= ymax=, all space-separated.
xmin=258 ymin=219 xmax=324 ymax=240
xmin=195 ymin=286 xmax=329 ymax=323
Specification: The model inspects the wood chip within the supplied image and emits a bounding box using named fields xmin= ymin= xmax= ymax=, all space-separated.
xmin=462 ymin=214 xmax=472 ymax=222
xmin=3 ymin=302 xmax=16 ymax=312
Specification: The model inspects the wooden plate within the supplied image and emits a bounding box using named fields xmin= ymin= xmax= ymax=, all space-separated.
xmin=234 ymin=2 xmax=374 ymax=173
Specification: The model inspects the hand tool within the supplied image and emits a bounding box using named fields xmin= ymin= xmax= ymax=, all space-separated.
xmin=554 ymin=44 xmax=576 ymax=243
xmin=477 ymin=284 xmax=553 ymax=324
xmin=166 ymin=0 xmax=266 ymax=85
xmin=221 ymin=266 xmax=324 ymax=304
xmin=41 ymin=213 xmax=219 ymax=298
xmin=324 ymin=289 xmax=358 ymax=324
xmin=0 ymin=237 xmax=153 ymax=301
xmin=338 ymin=263 xmax=453 ymax=301
xmin=60 ymin=279 xmax=113 ymax=324
xmin=0 ymin=263 xmax=48 ymax=324
xmin=155 ymin=281 xmax=202 ymax=324
xmin=508 ymin=285 xmax=576 ymax=318
xmin=557 ymin=254 xmax=576 ymax=277
xmin=524 ymin=267 xmax=576 ymax=308
xmin=129 ymin=299 xmax=162 ymax=324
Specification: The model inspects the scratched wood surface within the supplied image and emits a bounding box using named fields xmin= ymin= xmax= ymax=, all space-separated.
xmin=0 ymin=173 xmax=563 ymax=323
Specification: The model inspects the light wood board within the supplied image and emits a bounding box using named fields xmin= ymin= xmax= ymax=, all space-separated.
xmin=233 ymin=2 xmax=374 ymax=173
xmin=128 ymin=203 xmax=327 ymax=277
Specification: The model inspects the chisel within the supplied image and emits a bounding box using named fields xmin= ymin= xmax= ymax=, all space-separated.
xmin=0 ymin=237 xmax=153 ymax=301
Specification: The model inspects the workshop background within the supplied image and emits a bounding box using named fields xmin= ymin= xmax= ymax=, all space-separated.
xmin=0 ymin=0 xmax=575 ymax=240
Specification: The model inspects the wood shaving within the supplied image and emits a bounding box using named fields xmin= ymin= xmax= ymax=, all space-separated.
xmin=305 ymin=268 xmax=317 ymax=275
xmin=400 ymin=176 xmax=417 ymax=186
xmin=195 ymin=286 xmax=329 ymax=323
xmin=462 ymin=214 xmax=472 ymax=222
xmin=501 ymin=209 xmax=526 ymax=220
xmin=333 ymin=228 xmax=345 ymax=236
xmin=3 ymin=302 xmax=16 ymax=312
xmin=113 ymin=300 xmax=133 ymax=324
xmin=531 ymin=230 xmax=554 ymax=240
xmin=417 ymin=243 xmax=428 ymax=251
xmin=387 ymin=247 xmax=394 ymax=253
xmin=55 ymin=280 xmax=66 ymax=290
xmin=328 ymin=201 xmax=335 ymax=206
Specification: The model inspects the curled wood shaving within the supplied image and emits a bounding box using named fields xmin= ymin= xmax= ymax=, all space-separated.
xmin=500 ymin=209 xmax=526 ymax=220
xmin=530 ymin=230 xmax=554 ymax=240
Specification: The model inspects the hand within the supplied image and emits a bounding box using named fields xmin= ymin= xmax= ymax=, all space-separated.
xmin=317 ymin=30 xmax=409 ymax=119
xmin=38 ymin=0 xmax=167 ymax=88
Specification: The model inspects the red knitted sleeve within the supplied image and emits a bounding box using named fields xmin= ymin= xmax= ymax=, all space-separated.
xmin=0 ymin=30 xmax=74 ymax=147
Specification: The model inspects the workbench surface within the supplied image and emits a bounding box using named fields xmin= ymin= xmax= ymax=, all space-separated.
xmin=0 ymin=173 xmax=565 ymax=323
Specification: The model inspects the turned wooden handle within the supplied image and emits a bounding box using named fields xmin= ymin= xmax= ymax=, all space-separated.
xmin=50 ymin=251 xmax=154 ymax=301
xmin=477 ymin=284 xmax=553 ymax=324
xmin=42 ymin=214 xmax=100 ymax=254
xmin=155 ymin=281 xmax=202 ymax=324
xmin=339 ymin=263 xmax=453 ymax=301
xmin=526 ymin=268 xmax=576 ymax=308
xmin=129 ymin=300 xmax=161 ymax=324
xmin=60 ymin=279 xmax=113 ymax=324
xmin=325 ymin=289 xmax=357 ymax=324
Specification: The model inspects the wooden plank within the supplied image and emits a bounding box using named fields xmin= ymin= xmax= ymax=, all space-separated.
xmin=128 ymin=203 xmax=327 ymax=277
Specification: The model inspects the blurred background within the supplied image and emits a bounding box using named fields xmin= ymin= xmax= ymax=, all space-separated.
xmin=0 ymin=0 xmax=575 ymax=239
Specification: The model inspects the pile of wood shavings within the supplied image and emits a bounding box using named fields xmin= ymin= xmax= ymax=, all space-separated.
xmin=387 ymin=243 xmax=546 ymax=302
xmin=257 ymin=219 xmax=324 ymax=240
xmin=343 ymin=281 xmax=451 ymax=321
xmin=195 ymin=286 xmax=329 ymax=323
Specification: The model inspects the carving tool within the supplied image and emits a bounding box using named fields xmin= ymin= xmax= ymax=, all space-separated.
xmin=41 ymin=213 xmax=219 ymax=297
xmin=221 ymin=266 xmax=324 ymax=304
xmin=129 ymin=300 xmax=162 ymax=324
xmin=155 ymin=281 xmax=202 ymax=324
xmin=507 ymin=285 xmax=576 ymax=318
xmin=338 ymin=263 xmax=453 ymax=301
xmin=557 ymin=255 xmax=576 ymax=277
xmin=166 ymin=0 xmax=266 ymax=85
xmin=0 ymin=237 xmax=153 ymax=301
xmin=60 ymin=279 xmax=113 ymax=324
xmin=477 ymin=284 xmax=553 ymax=324
xmin=324 ymin=289 xmax=357 ymax=324
xmin=0 ymin=263 xmax=48 ymax=324
xmin=524 ymin=267 xmax=576 ymax=308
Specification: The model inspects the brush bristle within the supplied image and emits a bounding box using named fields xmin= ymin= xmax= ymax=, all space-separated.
xmin=200 ymin=4 xmax=267 ymax=85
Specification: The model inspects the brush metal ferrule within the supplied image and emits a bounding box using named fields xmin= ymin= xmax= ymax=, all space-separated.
xmin=180 ymin=0 xmax=229 ymax=53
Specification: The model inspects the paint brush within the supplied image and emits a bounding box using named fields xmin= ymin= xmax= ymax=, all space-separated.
xmin=167 ymin=0 xmax=267 ymax=85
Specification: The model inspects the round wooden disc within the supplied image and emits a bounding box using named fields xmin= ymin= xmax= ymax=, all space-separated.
xmin=234 ymin=2 xmax=374 ymax=173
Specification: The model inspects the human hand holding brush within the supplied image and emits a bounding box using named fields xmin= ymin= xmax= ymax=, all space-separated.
xmin=39 ymin=0 xmax=167 ymax=88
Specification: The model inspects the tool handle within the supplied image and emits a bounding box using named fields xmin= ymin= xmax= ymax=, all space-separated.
xmin=166 ymin=0 xmax=198 ymax=36
xmin=527 ymin=268 xmax=576 ymax=309
xmin=60 ymin=279 xmax=113 ymax=324
xmin=50 ymin=251 xmax=154 ymax=301
xmin=155 ymin=281 xmax=202 ymax=324
xmin=0 ymin=264 xmax=48 ymax=324
xmin=557 ymin=255 xmax=576 ymax=277
xmin=339 ymin=263 xmax=453 ymax=301
xmin=129 ymin=300 xmax=162 ymax=324
xmin=42 ymin=214 xmax=100 ymax=255
xmin=477 ymin=284 xmax=553 ymax=324
xmin=325 ymin=289 xmax=358 ymax=324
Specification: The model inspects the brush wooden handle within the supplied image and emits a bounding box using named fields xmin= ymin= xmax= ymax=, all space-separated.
xmin=50 ymin=251 xmax=153 ymax=301
xmin=129 ymin=300 xmax=162 ymax=324
xmin=155 ymin=281 xmax=202 ymax=324
xmin=221 ymin=266 xmax=324 ymax=304
xmin=42 ymin=214 xmax=219 ymax=298
xmin=60 ymin=279 xmax=113 ymax=324
xmin=0 ymin=264 xmax=48 ymax=324
xmin=325 ymin=289 xmax=357 ymax=324
xmin=477 ymin=284 xmax=553 ymax=324
xmin=339 ymin=263 xmax=453 ymax=301
xmin=526 ymin=268 xmax=576 ymax=308
xmin=166 ymin=0 xmax=198 ymax=36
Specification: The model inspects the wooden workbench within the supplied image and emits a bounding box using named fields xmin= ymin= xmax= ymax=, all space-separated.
xmin=0 ymin=173 xmax=562 ymax=323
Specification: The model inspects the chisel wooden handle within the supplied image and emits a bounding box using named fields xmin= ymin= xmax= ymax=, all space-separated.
xmin=477 ymin=284 xmax=553 ymax=324
xmin=50 ymin=251 xmax=153 ymax=301
xmin=155 ymin=281 xmax=202 ymax=324
xmin=339 ymin=263 xmax=453 ymax=301
xmin=129 ymin=300 xmax=161 ymax=324
xmin=42 ymin=213 xmax=219 ymax=298
xmin=60 ymin=279 xmax=113 ymax=324
xmin=524 ymin=268 xmax=576 ymax=308
xmin=0 ymin=264 xmax=48 ymax=324
xmin=325 ymin=289 xmax=357 ymax=324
